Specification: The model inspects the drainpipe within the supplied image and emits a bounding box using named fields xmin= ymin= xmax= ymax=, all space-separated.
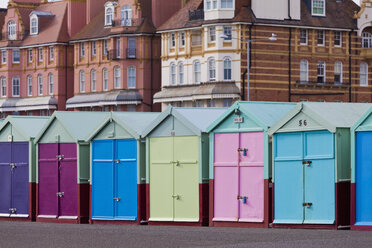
xmin=247 ymin=23 xmax=253 ymax=101
xmin=65 ymin=45 xmax=68 ymax=111
xmin=288 ymin=0 xmax=292 ymax=20
xmin=349 ymin=31 xmax=352 ymax=102
xmin=150 ymin=34 xmax=154 ymax=112
xmin=288 ymin=27 xmax=292 ymax=102
xmin=242 ymin=70 xmax=247 ymax=100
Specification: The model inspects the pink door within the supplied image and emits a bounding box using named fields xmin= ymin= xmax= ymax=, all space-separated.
xmin=213 ymin=132 xmax=264 ymax=222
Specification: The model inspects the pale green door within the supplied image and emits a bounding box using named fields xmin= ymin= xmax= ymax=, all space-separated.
xmin=149 ymin=137 xmax=174 ymax=221
xmin=174 ymin=136 xmax=199 ymax=222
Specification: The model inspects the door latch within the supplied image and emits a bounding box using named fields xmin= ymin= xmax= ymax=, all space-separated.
xmin=237 ymin=195 xmax=248 ymax=204
xmin=56 ymin=192 xmax=64 ymax=197
xmin=238 ymin=148 xmax=248 ymax=156
xmin=9 ymin=208 xmax=16 ymax=214
xmin=10 ymin=163 xmax=16 ymax=169
xmin=172 ymin=195 xmax=180 ymax=200
xmin=302 ymin=202 xmax=313 ymax=208
xmin=113 ymin=197 xmax=121 ymax=202
xmin=302 ymin=160 xmax=312 ymax=167
xmin=56 ymin=155 xmax=64 ymax=161
xmin=114 ymin=159 xmax=120 ymax=164
xmin=171 ymin=161 xmax=180 ymax=166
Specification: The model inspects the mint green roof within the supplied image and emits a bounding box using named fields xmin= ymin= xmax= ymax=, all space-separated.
xmin=142 ymin=106 xmax=227 ymax=137
xmin=35 ymin=111 xmax=110 ymax=143
xmin=207 ymin=101 xmax=297 ymax=132
xmin=0 ymin=116 xmax=49 ymax=140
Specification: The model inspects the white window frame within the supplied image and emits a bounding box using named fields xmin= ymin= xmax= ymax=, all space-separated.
xmin=79 ymin=70 xmax=85 ymax=93
xmin=334 ymin=31 xmax=342 ymax=47
xmin=209 ymin=26 xmax=216 ymax=42
xmin=38 ymin=47 xmax=43 ymax=62
xmin=30 ymin=15 xmax=38 ymax=35
xmin=317 ymin=61 xmax=326 ymax=83
xmin=8 ymin=21 xmax=16 ymax=40
xmin=312 ymin=0 xmax=326 ymax=16
xmin=180 ymin=32 xmax=185 ymax=47
xmin=360 ymin=62 xmax=368 ymax=87
xmin=121 ymin=5 xmax=132 ymax=26
xmin=221 ymin=0 xmax=233 ymax=9
xmin=27 ymin=75 xmax=32 ymax=96
xmin=208 ymin=57 xmax=216 ymax=81
xmin=105 ymin=7 xmax=114 ymax=26
xmin=12 ymin=49 xmax=20 ymax=64
xmin=170 ymin=33 xmax=176 ymax=48
xmin=128 ymin=66 xmax=136 ymax=88
xmin=178 ymin=62 xmax=184 ymax=84
xmin=38 ymin=74 xmax=43 ymax=95
xmin=223 ymin=57 xmax=232 ymax=81
xmin=80 ymin=42 xmax=85 ymax=58
xmin=194 ymin=60 xmax=201 ymax=84
xmin=91 ymin=69 xmax=97 ymax=92
xmin=317 ymin=30 xmax=325 ymax=46
xmin=116 ymin=38 xmax=121 ymax=58
xmin=0 ymin=77 xmax=6 ymax=97
xmin=1 ymin=50 xmax=6 ymax=64
xmin=300 ymin=29 xmax=308 ymax=45
xmin=362 ymin=32 xmax=372 ymax=48
xmin=49 ymin=46 xmax=54 ymax=61
xmin=170 ymin=63 xmax=176 ymax=85
xmin=92 ymin=41 xmax=97 ymax=57
xmin=12 ymin=76 xmax=20 ymax=97
xmin=334 ymin=61 xmax=342 ymax=84
xmin=48 ymin=73 xmax=54 ymax=95
xmin=103 ymin=68 xmax=108 ymax=91
xmin=28 ymin=49 xmax=33 ymax=63
xmin=114 ymin=66 xmax=121 ymax=88
xmin=223 ymin=26 xmax=232 ymax=41
xmin=103 ymin=39 xmax=109 ymax=56
xmin=300 ymin=59 xmax=309 ymax=82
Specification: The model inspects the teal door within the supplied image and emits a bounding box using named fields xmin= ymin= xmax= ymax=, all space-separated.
xmin=274 ymin=131 xmax=335 ymax=225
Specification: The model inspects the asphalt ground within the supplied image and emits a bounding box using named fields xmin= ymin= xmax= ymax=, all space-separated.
xmin=0 ymin=221 xmax=371 ymax=248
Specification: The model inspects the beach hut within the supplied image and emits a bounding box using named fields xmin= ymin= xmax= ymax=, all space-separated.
xmin=0 ymin=116 xmax=49 ymax=221
xmin=34 ymin=111 xmax=110 ymax=223
xmin=86 ymin=112 xmax=159 ymax=224
xmin=142 ymin=106 xmax=226 ymax=225
xmin=268 ymin=102 xmax=371 ymax=229
xmin=350 ymin=106 xmax=372 ymax=230
xmin=206 ymin=102 xmax=296 ymax=228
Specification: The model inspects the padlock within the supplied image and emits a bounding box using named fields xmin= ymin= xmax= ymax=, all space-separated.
xmin=242 ymin=197 xmax=247 ymax=204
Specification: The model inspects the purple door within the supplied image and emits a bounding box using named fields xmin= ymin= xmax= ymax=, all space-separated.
xmin=38 ymin=144 xmax=59 ymax=217
xmin=58 ymin=143 xmax=77 ymax=217
xmin=0 ymin=143 xmax=11 ymax=215
xmin=11 ymin=142 xmax=29 ymax=216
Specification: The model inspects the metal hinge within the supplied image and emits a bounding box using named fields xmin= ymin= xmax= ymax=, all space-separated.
xmin=302 ymin=202 xmax=313 ymax=208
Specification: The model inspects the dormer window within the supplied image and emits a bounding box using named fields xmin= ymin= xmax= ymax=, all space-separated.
xmin=121 ymin=5 xmax=132 ymax=26
xmin=312 ymin=0 xmax=325 ymax=16
xmin=206 ymin=0 xmax=217 ymax=10
xmin=104 ymin=2 xmax=116 ymax=26
xmin=8 ymin=21 xmax=16 ymax=40
xmin=221 ymin=0 xmax=233 ymax=8
xmin=30 ymin=15 xmax=38 ymax=35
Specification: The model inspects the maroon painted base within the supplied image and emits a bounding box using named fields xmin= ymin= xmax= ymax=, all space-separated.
xmin=209 ymin=179 xmax=270 ymax=228
xmin=89 ymin=184 xmax=146 ymax=225
xmin=146 ymin=183 xmax=208 ymax=226
xmin=272 ymin=224 xmax=338 ymax=230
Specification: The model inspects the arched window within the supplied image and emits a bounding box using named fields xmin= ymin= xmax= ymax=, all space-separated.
xmin=8 ymin=21 xmax=16 ymax=40
xmin=91 ymin=69 xmax=97 ymax=92
xmin=360 ymin=62 xmax=368 ymax=86
xmin=193 ymin=60 xmax=201 ymax=84
xmin=300 ymin=59 xmax=308 ymax=82
xmin=30 ymin=16 xmax=38 ymax=35
xmin=178 ymin=62 xmax=184 ymax=84
xmin=121 ymin=5 xmax=132 ymax=26
xmin=208 ymin=57 xmax=216 ymax=81
xmin=48 ymin=73 xmax=53 ymax=95
xmin=105 ymin=7 xmax=113 ymax=26
xmin=223 ymin=57 xmax=232 ymax=80
xmin=317 ymin=61 xmax=325 ymax=83
xmin=27 ymin=75 xmax=32 ymax=96
xmin=80 ymin=70 xmax=85 ymax=92
xmin=114 ymin=66 xmax=121 ymax=88
xmin=334 ymin=61 xmax=342 ymax=84
xmin=128 ymin=66 xmax=136 ymax=88
xmin=38 ymin=74 xmax=43 ymax=95
xmin=362 ymin=32 xmax=372 ymax=48
xmin=170 ymin=63 xmax=176 ymax=85
xmin=103 ymin=68 xmax=108 ymax=91
xmin=0 ymin=77 xmax=6 ymax=97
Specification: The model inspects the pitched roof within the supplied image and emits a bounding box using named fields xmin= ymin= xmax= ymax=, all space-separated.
xmin=0 ymin=116 xmax=49 ymax=140
xmin=158 ymin=0 xmax=359 ymax=31
xmin=0 ymin=9 xmax=6 ymax=33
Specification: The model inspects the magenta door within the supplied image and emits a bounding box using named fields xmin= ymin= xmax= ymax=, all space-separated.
xmin=214 ymin=132 xmax=264 ymax=222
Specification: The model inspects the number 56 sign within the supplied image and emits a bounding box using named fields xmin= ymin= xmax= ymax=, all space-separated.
xmin=299 ymin=120 xmax=307 ymax=126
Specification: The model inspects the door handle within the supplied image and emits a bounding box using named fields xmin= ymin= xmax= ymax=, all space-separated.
xmin=10 ymin=163 xmax=16 ymax=169
xmin=171 ymin=161 xmax=180 ymax=166
xmin=9 ymin=208 xmax=16 ymax=214
xmin=302 ymin=202 xmax=312 ymax=208
xmin=114 ymin=159 xmax=120 ymax=164
xmin=302 ymin=160 xmax=312 ymax=167
xmin=56 ymin=155 xmax=64 ymax=161
xmin=113 ymin=197 xmax=121 ymax=202
xmin=172 ymin=195 xmax=180 ymax=200
xmin=237 ymin=148 xmax=248 ymax=156
xmin=237 ymin=195 xmax=248 ymax=204
xmin=56 ymin=192 xmax=64 ymax=197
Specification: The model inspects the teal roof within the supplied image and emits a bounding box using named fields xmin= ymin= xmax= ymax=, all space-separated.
xmin=142 ymin=106 xmax=227 ymax=137
xmin=0 ymin=116 xmax=49 ymax=140
xmin=207 ymin=101 xmax=297 ymax=132
xmin=351 ymin=105 xmax=372 ymax=132
xmin=35 ymin=111 xmax=110 ymax=143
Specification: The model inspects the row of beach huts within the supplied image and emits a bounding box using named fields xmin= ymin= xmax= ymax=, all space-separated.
xmin=0 ymin=101 xmax=372 ymax=230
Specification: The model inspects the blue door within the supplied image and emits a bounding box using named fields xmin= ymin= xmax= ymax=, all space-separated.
xmin=92 ymin=139 xmax=137 ymax=220
xmin=356 ymin=131 xmax=372 ymax=226
xmin=274 ymin=131 xmax=335 ymax=224
xmin=0 ymin=143 xmax=12 ymax=216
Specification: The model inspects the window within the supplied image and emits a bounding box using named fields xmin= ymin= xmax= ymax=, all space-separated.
xmin=360 ymin=62 xmax=368 ymax=86
xmin=0 ymin=77 xmax=6 ymax=97
xmin=114 ymin=66 xmax=121 ymax=88
xmin=362 ymin=32 xmax=372 ymax=48
xmin=92 ymin=41 xmax=97 ymax=57
xmin=224 ymin=57 xmax=232 ymax=80
xmin=91 ymin=69 xmax=96 ymax=92
xmin=30 ymin=16 xmax=38 ymax=35
xmin=12 ymin=49 xmax=20 ymax=63
xmin=121 ymin=5 xmax=132 ymax=26
xmin=1 ymin=50 xmax=6 ymax=64
xmin=79 ymin=70 xmax=85 ymax=92
xmin=178 ymin=63 xmax=184 ymax=84
xmin=12 ymin=77 xmax=20 ymax=97
xmin=317 ymin=61 xmax=326 ymax=83
xmin=300 ymin=59 xmax=309 ymax=82
xmin=209 ymin=27 xmax=216 ymax=42
xmin=312 ymin=0 xmax=325 ymax=16
xmin=224 ymin=99 xmax=232 ymax=107
xmin=103 ymin=40 xmax=109 ymax=56
xmin=317 ymin=30 xmax=325 ymax=46
xmin=48 ymin=73 xmax=53 ymax=95
xmin=28 ymin=49 xmax=33 ymax=63
xmin=170 ymin=63 xmax=176 ymax=85
xmin=334 ymin=61 xmax=342 ymax=84
xmin=194 ymin=100 xmax=202 ymax=107
xmin=116 ymin=38 xmax=121 ymax=58
xmin=180 ymin=32 xmax=185 ymax=47
xmin=208 ymin=99 xmax=216 ymax=107
xmin=334 ymin=32 xmax=341 ymax=47
xmin=27 ymin=75 xmax=32 ymax=96
xmin=170 ymin=33 xmax=176 ymax=48
xmin=208 ymin=57 xmax=216 ymax=81
xmin=223 ymin=26 xmax=232 ymax=41
xmin=206 ymin=0 xmax=211 ymax=10
xmin=128 ymin=66 xmax=136 ymax=88
xmin=127 ymin=105 xmax=136 ymax=112
xmin=103 ymin=68 xmax=108 ymax=91
xmin=105 ymin=7 xmax=113 ymax=26
xmin=8 ymin=21 xmax=16 ymax=40
xmin=80 ymin=42 xmax=85 ymax=58
xmin=128 ymin=37 xmax=136 ymax=58
xmin=39 ymin=47 xmax=43 ymax=62
xmin=194 ymin=60 xmax=201 ymax=83
xmin=38 ymin=74 xmax=43 ymax=95
xmin=191 ymin=30 xmax=202 ymax=46
xmin=300 ymin=29 xmax=308 ymax=45
xmin=221 ymin=0 xmax=233 ymax=8
xmin=49 ymin=46 xmax=54 ymax=61
xmin=213 ymin=0 xmax=217 ymax=9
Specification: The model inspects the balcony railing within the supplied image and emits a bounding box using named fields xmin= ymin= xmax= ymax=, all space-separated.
xmin=127 ymin=48 xmax=136 ymax=59
xmin=108 ymin=50 xmax=120 ymax=60
xmin=112 ymin=18 xmax=140 ymax=27
xmin=189 ymin=9 xmax=204 ymax=21
xmin=296 ymin=80 xmax=348 ymax=88
xmin=1 ymin=31 xmax=27 ymax=41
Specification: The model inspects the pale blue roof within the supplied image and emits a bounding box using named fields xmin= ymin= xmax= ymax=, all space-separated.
xmin=0 ymin=116 xmax=49 ymax=139
xmin=113 ymin=112 xmax=160 ymax=137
